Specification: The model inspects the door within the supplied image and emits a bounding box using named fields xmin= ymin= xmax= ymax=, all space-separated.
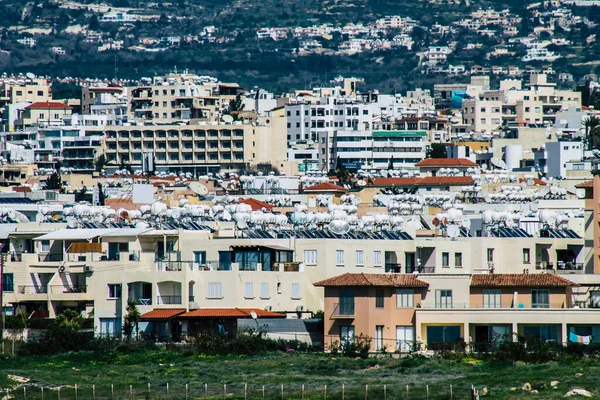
xmin=396 ymin=326 xmax=414 ymax=351
xmin=375 ymin=326 xmax=383 ymax=351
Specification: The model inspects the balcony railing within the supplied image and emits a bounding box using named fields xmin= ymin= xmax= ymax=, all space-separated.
xmin=18 ymin=285 xmax=48 ymax=294
xmin=405 ymin=266 xmax=436 ymax=274
xmin=10 ymin=252 xmax=23 ymax=262
xmin=157 ymin=295 xmax=182 ymax=305
xmin=38 ymin=253 xmax=64 ymax=262
xmin=129 ymin=298 xmax=152 ymax=306
xmin=331 ymin=302 xmax=355 ymax=318
xmin=49 ymin=285 xmax=87 ymax=294
xmin=536 ymin=261 xmax=554 ymax=270
xmin=556 ymin=261 xmax=584 ymax=272
xmin=282 ymin=262 xmax=301 ymax=272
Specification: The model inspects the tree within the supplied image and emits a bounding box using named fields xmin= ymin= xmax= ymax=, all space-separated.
xmin=584 ymin=115 xmax=600 ymax=150
xmin=95 ymin=154 xmax=107 ymax=172
xmin=88 ymin=14 xmax=99 ymax=31
xmin=122 ymin=299 xmax=141 ymax=341
xmin=227 ymin=94 xmax=245 ymax=120
xmin=75 ymin=186 xmax=87 ymax=203
xmin=388 ymin=155 xmax=395 ymax=170
xmin=56 ymin=309 xmax=84 ymax=330
xmin=427 ymin=143 xmax=447 ymax=158
xmin=43 ymin=171 xmax=63 ymax=191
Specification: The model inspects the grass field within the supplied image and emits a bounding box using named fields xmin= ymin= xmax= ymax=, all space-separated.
xmin=1 ymin=349 xmax=599 ymax=399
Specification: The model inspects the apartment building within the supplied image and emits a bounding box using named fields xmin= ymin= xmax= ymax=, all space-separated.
xmin=102 ymin=120 xmax=286 ymax=174
xmin=0 ymin=77 xmax=52 ymax=109
xmin=316 ymin=272 xmax=597 ymax=351
xmin=462 ymin=74 xmax=582 ymax=133
xmin=127 ymin=73 xmax=241 ymax=124
xmin=1 ymin=217 xmax=590 ymax=339
xmin=15 ymin=102 xmax=73 ymax=130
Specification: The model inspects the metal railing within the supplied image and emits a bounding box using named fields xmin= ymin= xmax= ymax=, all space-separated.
xmin=536 ymin=261 xmax=554 ymax=270
xmin=157 ymin=295 xmax=182 ymax=305
xmin=49 ymin=285 xmax=87 ymax=294
xmin=156 ymin=261 xmax=188 ymax=272
xmin=129 ymin=298 xmax=152 ymax=306
xmin=405 ymin=266 xmax=435 ymax=274
xmin=189 ymin=295 xmax=195 ymax=302
xmin=282 ymin=262 xmax=301 ymax=272
xmin=18 ymin=285 xmax=48 ymax=294
xmin=331 ymin=302 xmax=355 ymax=317
xmin=385 ymin=263 xmax=403 ymax=273
xmin=10 ymin=252 xmax=23 ymax=262
xmin=556 ymin=262 xmax=584 ymax=271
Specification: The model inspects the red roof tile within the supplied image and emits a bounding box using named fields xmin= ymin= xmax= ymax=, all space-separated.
xmin=471 ymin=274 xmax=577 ymax=288
xmin=314 ymin=273 xmax=429 ymax=288
xmin=304 ymin=182 xmax=347 ymax=192
xmin=140 ymin=309 xmax=186 ymax=320
xmin=25 ymin=101 xmax=71 ymax=110
xmin=519 ymin=178 xmax=547 ymax=186
xmin=415 ymin=158 xmax=478 ymax=167
xmin=575 ymin=180 xmax=593 ymax=189
xmin=370 ymin=176 xmax=473 ymax=187
xmin=238 ymin=197 xmax=273 ymax=211
xmin=180 ymin=308 xmax=286 ymax=319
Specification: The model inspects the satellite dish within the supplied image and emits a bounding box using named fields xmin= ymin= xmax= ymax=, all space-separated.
xmin=236 ymin=219 xmax=248 ymax=229
xmin=26 ymin=72 xmax=36 ymax=79
xmin=481 ymin=164 xmax=488 ymax=170
xmin=491 ymin=157 xmax=509 ymax=170
xmin=447 ymin=225 xmax=460 ymax=239
xmin=250 ymin=311 xmax=258 ymax=320
xmin=520 ymin=182 xmax=527 ymax=189
xmin=222 ymin=115 xmax=234 ymax=123
xmin=189 ymin=182 xmax=209 ymax=197
xmin=356 ymin=179 xmax=366 ymax=187
xmin=431 ymin=217 xmax=440 ymax=227
xmin=328 ymin=220 xmax=351 ymax=235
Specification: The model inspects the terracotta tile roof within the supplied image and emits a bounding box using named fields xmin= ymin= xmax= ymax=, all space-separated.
xmin=415 ymin=158 xmax=478 ymax=167
xmin=370 ymin=176 xmax=473 ymax=187
xmin=238 ymin=197 xmax=273 ymax=211
xmin=575 ymin=180 xmax=593 ymax=189
xmin=519 ymin=178 xmax=547 ymax=186
xmin=180 ymin=308 xmax=286 ymax=319
xmin=25 ymin=101 xmax=71 ymax=110
xmin=303 ymin=182 xmax=347 ymax=192
xmin=140 ymin=309 xmax=186 ymax=320
xmin=314 ymin=273 xmax=429 ymax=288
xmin=471 ymin=274 xmax=577 ymax=288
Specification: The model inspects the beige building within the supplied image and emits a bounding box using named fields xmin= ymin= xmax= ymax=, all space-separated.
xmin=0 ymin=77 xmax=52 ymax=108
xmin=16 ymin=102 xmax=72 ymax=129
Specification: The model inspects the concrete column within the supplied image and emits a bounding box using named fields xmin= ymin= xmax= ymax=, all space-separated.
xmin=512 ymin=322 xmax=518 ymax=341
xmin=561 ymin=323 xmax=568 ymax=345
xmin=463 ymin=323 xmax=470 ymax=351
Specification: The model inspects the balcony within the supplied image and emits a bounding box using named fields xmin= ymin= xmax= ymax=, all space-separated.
xmin=49 ymin=285 xmax=87 ymax=294
xmin=331 ymin=302 xmax=355 ymax=318
xmin=157 ymin=295 xmax=182 ymax=305
xmin=38 ymin=253 xmax=64 ymax=262
xmin=282 ymin=262 xmax=302 ymax=272
xmin=556 ymin=261 xmax=584 ymax=274
xmin=385 ymin=263 xmax=403 ymax=273
xmin=128 ymin=298 xmax=152 ymax=306
xmin=17 ymin=285 xmax=48 ymax=301
xmin=536 ymin=261 xmax=554 ymax=270
xmin=156 ymin=261 xmax=191 ymax=272
xmin=405 ymin=266 xmax=436 ymax=274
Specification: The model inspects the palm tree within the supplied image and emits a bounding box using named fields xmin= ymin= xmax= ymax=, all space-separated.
xmin=584 ymin=115 xmax=600 ymax=151
xmin=122 ymin=299 xmax=141 ymax=341
xmin=56 ymin=309 xmax=84 ymax=330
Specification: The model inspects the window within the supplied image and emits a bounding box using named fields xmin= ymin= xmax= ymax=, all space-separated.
xmin=2 ymin=273 xmax=14 ymax=292
xmin=442 ymin=252 xmax=449 ymax=267
xmin=304 ymin=250 xmax=317 ymax=265
xmin=532 ymin=289 xmax=549 ymax=308
xmin=261 ymin=283 xmax=269 ymax=299
xmin=277 ymin=282 xmax=282 ymax=294
xmin=339 ymin=288 xmax=354 ymax=315
xmin=244 ymin=283 xmax=254 ymax=299
xmin=455 ymin=253 xmax=463 ymax=267
xmin=487 ymin=249 xmax=494 ymax=262
xmin=396 ymin=289 xmax=414 ymax=308
xmin=340 ymin=325 xmax=355 ymax=344
xmin=208 ymin=282 xmax=222 ymax=299
xmin=435 ymin=290 xmax=453 ymax=308
xmin=375 ymin=326 xmax=383 ymax=350
xmin=523 ymin=248 xmax=530 ymax=264
xmin=41 ymin=240 xmax=50 ymax=252
xmin=107 ymin=284 xmax=121 ymax=299
xmin=483 ymin=289 xmax=501 ymax=308
xmin=355 ymin=250 xmax=364 ymax=266
xmin=336 ymin=250 xmax=344 ymax=266
xmin=373 ymin=251 xmax=382 ymax=267
xmin=396 ymin=326 xmax=414 ymax=351
xmin=193 ymin=251 xmax=206 ymax=266
xmin=291 ymin=283 xmax=301 ymax=299
xmin=376 ymin=289 xmax=384 ymax=308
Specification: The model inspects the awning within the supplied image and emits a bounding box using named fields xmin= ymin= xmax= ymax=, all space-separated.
xmin=231 ymin=244 xmax=293 ymax=252
xmin=100 ymin=228 xmax=153 ymax=240
xmin=139 ymin=230 xmax=179 ymax=237
xmin=34 ymin=229 xmax=106 ymax=241
xmin=179 ymin=308 xmax=286 ymax=319
xmin=140 ymin=309 xmax=186 ymax=320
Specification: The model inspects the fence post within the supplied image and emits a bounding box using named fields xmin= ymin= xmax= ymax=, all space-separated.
xmin=75 ymin=384 xmax=78 ymax=400
xmin=324 ymin=384 xmax=327 ymax=400
xmin=2 ymin=341 xmax=4 ymax=354
xmin=186 ymin=384 xmax=189 ymax=400
xmin=281 ymin=384 xmax=284 ymax=400
xmin=426 ymin=384 xmax=429 ymax=400
xmin=41 ymin=387 xmax=44 ymax=400
xmin=365 ymin=384 xmax=368 ymax=400
xmin=450 ymin=384 xmax=453 ymax=400
xmin=406 ymin=385 xmax=409 ymax=400
xmin=342 ymin=384 xmax=344 ymax=400
xmin=167 ymin=383 xmax=169 ymax=396
xmin=130 ymin=385 xmax=133 ymax=399
xmin=24 ymin=387 xmax=26 ymax=400
xmin=224 ymin=383 xmax=226 ymax=398
xmin=205 ymin=383 xmax=208 ymax=398
xmin=148 ymin=383 xmax=151 ymax=399
xmin=244 ymin=384 xmax=247 ymax=400
xmin=93 ymin=385 xmax=95 ymax=400
xmin=58 ymin=387 xmax=60 ymax=400
xmin=111 ymin=384 xmax=114 ymax=400
xmin=12 ymin=338 xmax=15 ymax=356
xmin=302 ymin=384 xmax=305 ymax=400
xmin=384 ymin=385 xmax=386 ymax=400
xmin=262 ymin=385 xmax=265 ymax=400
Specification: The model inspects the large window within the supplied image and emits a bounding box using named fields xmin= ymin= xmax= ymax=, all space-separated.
xmin=532 ymin=289 xmax=550 ymax=308
xmin=523 ymin=248 xmax=530 ymax=264
xmin=291 ymin=283 xmax=301 ymax=299
xmin=336 ymin=250 xmax=345 ymax=266
xmin=208 ymin=282 xmax=222 ymax=299
xmin=41 ymin=240 xmax=50 ymax=252
xmin=107 ymin=284 xmax=121 ymax=299
xmin=483 ymin=289 xmax=501 ymax=308
xmin=524 ymin=325 xmax=558 ymax=342
xmin=2 ymin=273 xmax=14 ymax=292
xmin=339 ymin=288 xmax=355 ymax=315
xmin=375 ymin=326 xmax=384 ymax=351
xmin=376 ymin=289 xmax=384 ymax=308
xmin=442 ymin=252 xmax=449 ymax=267
xmin=303 ymin=250 xmax=317 ymax=265
xmin=396 ymin=289 xmax=414 ymax=308
xmin=435 ymin=290 xmax=453 ymax=308
xmin=396 ymin=326 xmax=414 ymax=351
xmin=487 ymin=249 xmax=494 ymax=262
xmin=455 ymin=253 xmax=463 ymax=267
xmin=340 ymin=325 xmax=355 ymax=344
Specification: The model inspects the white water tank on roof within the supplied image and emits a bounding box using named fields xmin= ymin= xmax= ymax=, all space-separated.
xmin=504 ymin=145 xmax=523 ymax=172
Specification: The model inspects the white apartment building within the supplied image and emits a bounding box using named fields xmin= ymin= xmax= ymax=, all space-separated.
xmin=534 ymin=141 xmax=584 ymax=178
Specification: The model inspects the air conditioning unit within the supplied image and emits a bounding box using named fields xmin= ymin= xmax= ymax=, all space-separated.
xmin=58 ymin=265 xmax=70 ymax=274
xmin=296 ymin=305 xmax=304 ymax=312
xmin=264 ymin=306 xmax=272 ymax=311
xmin=84 ymin=266 xmax=94 ymax=273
